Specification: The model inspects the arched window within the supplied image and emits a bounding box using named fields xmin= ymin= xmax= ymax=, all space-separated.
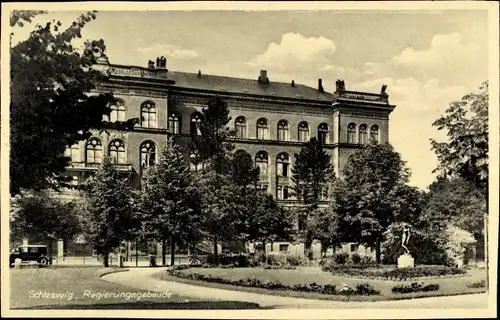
xmin=235 ymin=116 xmax=247 ymax=139
xmin=347 ymin=123 xmax=357 ymax=144
xmin=276 ymin=186 xmax=289 ymax=200
xmin=108 ymin=100 xmax=126 ymax=122
xmin=85 ymin=138 xmax=103 ymax=164
xmin=65 ymin=143 xmax=81 ymax=162
xmin=190 ymin=150 xmax=203 ymax=172
xmin=255 ymin=151 xmax=269 ymax=175
xmin=109 ymin=140 xmax=126 ymax=164
xmin=298 ymin=121 xmax=310 ymax=142
xmin=276 ymin=153 xmax=290 ymax=177
xmin=257 ymin=118 xmax=269 ymax=140
xmin=141 ymin=101 xmax=156 ymax=128
xmin=190 ymin=112 xmax=203 ymax=135
xmin=277 ymin=120 xmax=289 ymax=141
xmin=318 ymin=123 xmax=329 ymax=144
xmin=359 ymin=124 xmax=368 ymax=144
xmin=168 ymin=112 xmax=181 ymax=134
xmin=370 ymin=125 xmax=379 ymax=143
xmin=140 ymin=141 xmax=156 ymax=167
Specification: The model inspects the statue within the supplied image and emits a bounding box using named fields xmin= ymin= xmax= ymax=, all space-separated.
xmin=401 ymin=223 xmax=411 ymax=254
xmin=148 ymin=60 xmax=155 ymax=69
xmin=381 ymin=84 xmax=387 ymax=95
xmin=335 ymin=79 xmax=345 ymax=92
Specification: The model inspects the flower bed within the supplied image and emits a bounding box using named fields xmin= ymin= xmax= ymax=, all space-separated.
xmin=168 ymin=267 xmax=380 ymax=296
xmin=322 ymin=264 xmax=466 ymax=281
xmin=391 ymin=282 xmax=440 ymax=294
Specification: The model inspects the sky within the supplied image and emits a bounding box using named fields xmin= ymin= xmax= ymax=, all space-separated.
xmin=10 ymin=8 xmax=490 ymax=190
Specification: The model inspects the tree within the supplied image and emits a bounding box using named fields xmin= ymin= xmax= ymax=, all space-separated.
xmin=245 ymin=189 xmax=293 ymax=252
xmin=9 ymin=10 xmax=139 ymax=195
xmin=291 ymin=137 xmax=334 ymax=258
xmin=231 ymin=149 xmax=260 ymax=188
xmin=430 ymin=81 xmax=488 ymax=196
xmin=190 ymin=97 xmax=234 ymax=175
xmin=140 ymin=138 xmax=202 ymax=266
xmin=10 ymin=190 xmax=81 ymax=255
xmin=79 ymin=157 xmax=138 ymax=267
xmin=196 ymin=171 xmax=246 ymax=264
xmin=329 ymin=142 xmax=413 ymax=263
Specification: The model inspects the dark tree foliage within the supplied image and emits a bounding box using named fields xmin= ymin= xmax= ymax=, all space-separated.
xmin=231 ymin=149 xmax=260 ymax=188
xmin=431 ymin=81 xmax=488 ymax=196
xmin=79 ymin=157 xmax=139 ymax=267
xmin=10 ymin=10 xmax=139 ymax=194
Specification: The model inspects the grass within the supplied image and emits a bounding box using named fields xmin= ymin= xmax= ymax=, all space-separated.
xmin=158 ymin=267 xmax=487 ymax=302
xmin=9 ymin=267 xmax=261 ymax=309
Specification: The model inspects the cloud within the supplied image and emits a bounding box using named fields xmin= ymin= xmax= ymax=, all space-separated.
xmin=136 ymin=44 xmax=199 ymax=60
xmin=247 ymin=33 xmax=337 ymax=72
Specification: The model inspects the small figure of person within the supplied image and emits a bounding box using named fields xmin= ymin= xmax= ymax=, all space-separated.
xmin=401 ymin=224 xmax=411 ymax=254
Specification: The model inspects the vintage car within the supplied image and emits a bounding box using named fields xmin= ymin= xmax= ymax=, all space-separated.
xmin=10 ymin=245 xmax=52 ymax=267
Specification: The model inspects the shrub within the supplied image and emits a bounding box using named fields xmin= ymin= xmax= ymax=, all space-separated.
xmin=391 ymin=282 xmax=440 ymax=294
xmin=325 ymin=265 xmax=465 ymax=280
xmin=206 ymin=253 xmax=250 ymax=267
xmin=351 ymin=254 xmax=362 ymax=264
xmin=360 ymin=255 xmax=374 ymax=265
xmin=333 ymin=253 xmax=349 ymax=265
xmin=355 ymin=283 xmax=379 ymax=295
xmin=467 ymin=280 xmax=486 ymax=288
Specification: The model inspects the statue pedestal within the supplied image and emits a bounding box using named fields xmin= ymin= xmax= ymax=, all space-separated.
xmin=397 ymin=254 xmax=414 ymax=268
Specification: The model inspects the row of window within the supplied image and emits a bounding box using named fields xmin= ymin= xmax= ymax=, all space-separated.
xmin=107 ymin=101 xmax=380 ymax=145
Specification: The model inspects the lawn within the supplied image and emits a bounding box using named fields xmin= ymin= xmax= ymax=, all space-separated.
xmin=9 ymin=267 xmax=261 ymax=309
xmin=158 ymin=267 xmax=487 ymax=302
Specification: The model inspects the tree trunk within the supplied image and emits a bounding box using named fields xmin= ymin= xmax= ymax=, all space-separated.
xmin=162 ymin=238 xmax=166 ymax=266
xmin=103 ymin=248 xmax=109 ymax=267
xmin=170 ymin=236 xmax=176 ymax=266
xmin=304 ymin=231 xmax=313 ymax=260
xmin=375 ymin=236 xmax=381 ymax=264
xmin=213 ymin=235 xmax=219 ymax=265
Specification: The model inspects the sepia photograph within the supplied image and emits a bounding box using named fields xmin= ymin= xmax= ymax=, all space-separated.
xmin=1 ymin=1 xmax=498 ymax=318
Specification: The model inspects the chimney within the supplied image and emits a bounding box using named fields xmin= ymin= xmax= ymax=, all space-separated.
xmin=258 ymin=70 xmax=269 ymax=84
xmin=197 ymin=70 xmax=202 ymax=78
xmin=318 ymin=78 xmax=324 ymax=92
xmin=291 ymin=80 xmax=295 ymax=87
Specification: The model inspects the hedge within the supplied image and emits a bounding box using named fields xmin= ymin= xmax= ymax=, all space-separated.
xmin=391 ymin=282 xmax=440 ymax=294
xmin=167 ymin=268 xmax=380 ymax=296
xmin=322 ymin=264 xmax=465 ymax=281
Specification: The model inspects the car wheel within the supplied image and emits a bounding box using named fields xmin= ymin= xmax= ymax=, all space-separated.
xmin=39 ymin=258 xmax=49 ymax=266
xmin=189 ymin=258 xmax=202 ymax=265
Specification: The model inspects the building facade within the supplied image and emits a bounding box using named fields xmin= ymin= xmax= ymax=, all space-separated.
xmin=59 ymin=57 xmax=395 ymax=256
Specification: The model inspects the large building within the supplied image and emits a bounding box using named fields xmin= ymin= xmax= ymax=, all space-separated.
xmin=60 ymin=56 xmax=395 ymax=256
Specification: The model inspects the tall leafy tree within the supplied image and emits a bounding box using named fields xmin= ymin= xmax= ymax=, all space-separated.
xmin=10 ymin=190 xmax=81 ymax=255
xmin=140 ymin=138 xmax=202 ymax=266
xmin=9 ymin=10 xmax=138 ymax=194
xmin=232 ymin=149 xmax=260 ymax=188
xmin=79 ymin=157 xmax=138 ymax=267
xmin=430 ymin=81 xmax=488 ymax=196
xmin=330 ymin=142 xmax=412 ymax=263
xmin=291 ymin=137 xmax=334 ymax=258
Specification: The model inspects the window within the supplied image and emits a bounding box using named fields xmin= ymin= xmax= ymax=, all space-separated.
xmin=320 ymin=186 xmax=329 ymax=201
xmin=168 ymin=112 xmax=181 ymax=134
xmin=347 ymin=123 xmax=357 ymax=143
xmin=141 ymin=101 xmax=156 ymax=128
xmin=190 ymin=150 xmax=203 ymax=172
xmin=298 ymin=121 xmax=310 ymax=142
xmin=277 ymin=185 xmax=283 ymax=199
xmin=283 ymin=186 xmax=289 ymax=199
xmin=318 ymin=123 xmax=329 ymax=144
xmin=109 ymin=140 xmax=126 ymax=164
xmin=370 ymin=125 xmax=379 ymax=143
xmin=190 ymin=112 xmax=203 ymax=135
xmin=107 ymin=100 xmax=126 ymax=122
xmin=277 ymin=120 xmax=289 ymax=141
xmin=276 ymin=153 xmax=290 ymax=177
xmin=85 ymin=138 xmax=103 ymax=164
xmin=255 ymin=151 xmax=269 ymax=176
xmin=65 ymin=143 xmax=81 ymax=162
xmin=257 ymin=118 xmax=269 ymax=140
xmin=259 ymin=184 xmax=269 ymax=193
xmin=140 ymin=141 xmax=156 ymax=167
xmin=235 ymin=116 xmax=247 ymax=139
xmin=359 ymin=124 xmax=368 ymax=144
xmin=298 ymin=214 xmax=306 ymax=231
xmin=350 ymin=244 xmax=359 ymax=252
xmin=279 ymin=244 xmax=289 ymax=253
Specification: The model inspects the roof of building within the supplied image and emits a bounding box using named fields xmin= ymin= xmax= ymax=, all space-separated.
xmin=167 ymin=71 xmax=335 ymax=102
